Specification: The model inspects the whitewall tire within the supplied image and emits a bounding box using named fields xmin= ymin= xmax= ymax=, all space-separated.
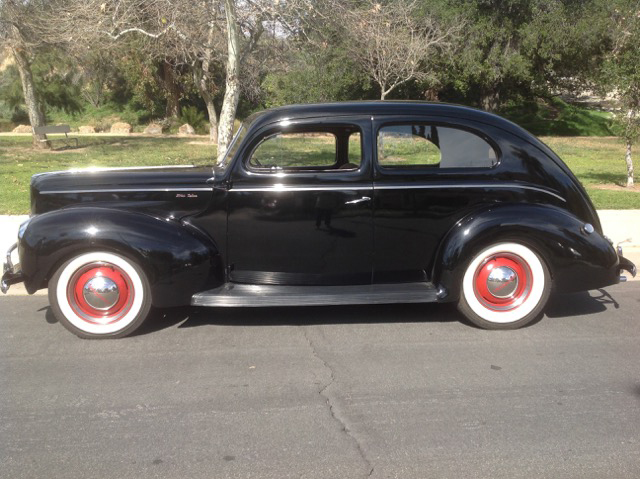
xmin=48 ymin=251 xmax=152 ymax=338
xmin=458 ymin=242 xmax=551 ymax=329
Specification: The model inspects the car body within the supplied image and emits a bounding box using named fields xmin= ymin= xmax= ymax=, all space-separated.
xmin=2 ymin=101 xmax=636 ymax=337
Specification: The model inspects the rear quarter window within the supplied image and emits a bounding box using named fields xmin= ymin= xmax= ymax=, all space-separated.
xmin=378 ymin=124 xmax=498 ymax=169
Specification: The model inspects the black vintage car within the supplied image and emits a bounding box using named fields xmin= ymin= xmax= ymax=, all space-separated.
xmin=2 ymin=102 xmax=636 ymax=338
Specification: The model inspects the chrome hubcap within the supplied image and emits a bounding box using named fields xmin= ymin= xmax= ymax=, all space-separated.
xmin=82 ymin=276 xmax=120 ymax=310
xmin=486 ymin=266 xmax=518 ymax=298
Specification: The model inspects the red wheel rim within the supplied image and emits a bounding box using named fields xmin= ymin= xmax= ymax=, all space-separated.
xmin=67 ymin=262 xmax=135 ymax=325
xmin=473 ymin=253 xmax=533 ymax=312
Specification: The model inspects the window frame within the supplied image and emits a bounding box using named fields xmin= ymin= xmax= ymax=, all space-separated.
xmin=244 ymin=124 xmax=364 ymax=175
xmin=375 ymin=120 xmax=501 ymax=172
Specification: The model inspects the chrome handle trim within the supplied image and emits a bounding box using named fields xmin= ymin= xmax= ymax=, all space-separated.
xmin=345 ymin=196 xmax=371 ymax=205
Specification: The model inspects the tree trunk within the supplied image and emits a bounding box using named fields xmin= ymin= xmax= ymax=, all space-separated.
xmin=217 ymin=0 xmax=241 ymax=163
xmin=162 ymin=61 xmax=181 ymax=119
xmin=11 ymin=46 xmax=49 ymax=149
xmin=191 ymin=7 xmax=219 ymax=145
xmin=203 ymin=90 xmax=219 ymax=144
xmin=625 ymin=139 xmax=634 ymax=188
xmin=481 ymin=90 xmax=500 ymax=112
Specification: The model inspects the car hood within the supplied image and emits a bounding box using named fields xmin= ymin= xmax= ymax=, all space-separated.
xmin=30 ymin=165 xmax=214 ymax=217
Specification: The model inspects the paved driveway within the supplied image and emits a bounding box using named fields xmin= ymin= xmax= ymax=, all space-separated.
xmin=2 ymin=283 xmax=640 ymax=478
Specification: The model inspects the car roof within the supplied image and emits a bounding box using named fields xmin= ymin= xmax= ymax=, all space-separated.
xmin=247 ymin=101 xmax=526 ymax=138
xmin=242 ymin=101 xmax=567 ymax=169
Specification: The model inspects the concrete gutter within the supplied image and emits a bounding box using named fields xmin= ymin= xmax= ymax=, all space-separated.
xmin=1 ymin=211 xmax=639 ymax=296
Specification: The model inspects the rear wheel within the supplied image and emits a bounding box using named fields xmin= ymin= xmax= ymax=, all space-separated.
xmin=48 ymin=251 xmax=151 ymax=339
xmin=458 ymin=242 xmax=551 ymax=329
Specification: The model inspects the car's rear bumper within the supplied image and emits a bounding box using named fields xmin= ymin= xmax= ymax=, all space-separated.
xmin=617 ymin=246 xmax=637 ymax=282
xmin=1 ymin=243 xmax=24 ymax=294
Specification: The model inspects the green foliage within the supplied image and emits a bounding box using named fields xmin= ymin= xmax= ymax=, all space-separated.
xmin=114 ymin=53 xmax=167 ymax=117
xmin=595 ymin=1 xmax=640 ymax=147
xmin=262 ymin=50 xmax=373 ymax=107
xmin=0 ymin=49 xmax=83 ymax=121
xmin=46 ymin=103 xmax=152 ymax=131
xmin=179 ymin=106 xmax=207 ymax=133
xmin=431 ymin=0 xmax=604 ymax=111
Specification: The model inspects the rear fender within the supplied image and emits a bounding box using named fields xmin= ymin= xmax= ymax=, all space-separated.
xmin=19 ymin=207 xmax=222 ymax=307
xmin=432 ymin=204 xmax=619 ymax=300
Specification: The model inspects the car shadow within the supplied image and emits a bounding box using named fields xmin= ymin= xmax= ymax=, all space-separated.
xmin=38 ymin=306 xmax=59 ymax=324
xmin=38 ymin=287 xmax=622 ymax=337
xmin=135 ymin=302 xmax=460 ymax=336
xmin=545 ymin=288 xmax=619 ymax=318
xmin=137 ymin=288 xmax=621 ymax=335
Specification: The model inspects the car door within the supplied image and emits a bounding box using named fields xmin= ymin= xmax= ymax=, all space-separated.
xmin=372 ymin=116 xmax=501 ymax=283
xmin=226 ymin=116 xmax=374 ymax=286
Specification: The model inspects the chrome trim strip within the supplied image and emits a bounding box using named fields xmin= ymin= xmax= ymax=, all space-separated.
xmin=32 ymin=165 xmax=197 ymax=178
xmin=373 ymin=183 xmax=566 ymax=202
xmin=231 ymin=185 xmax=373 ymax=192
xmin=230 ymin=183 xmax=565 ymax=201
xmin=39 ymin=187 xmax=212 ymax=194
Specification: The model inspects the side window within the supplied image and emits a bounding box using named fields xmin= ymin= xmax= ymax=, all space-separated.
xmin=346 ymin=131 xmax=362 ymax=169
xmin=250 ymin=132 xmax=337 ymax=170
xmin=248 ymin=128 xmax=363 ymax=172
xmin=378 ymin=124 xmax=497 ymax=169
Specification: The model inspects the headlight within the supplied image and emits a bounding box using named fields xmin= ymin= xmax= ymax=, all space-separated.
xmin=18 ymin=218 xmax=31 ymax=239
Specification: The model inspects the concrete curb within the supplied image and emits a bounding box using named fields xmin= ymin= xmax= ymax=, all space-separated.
xmin=1 ymin=211 xmax=639 ymax=296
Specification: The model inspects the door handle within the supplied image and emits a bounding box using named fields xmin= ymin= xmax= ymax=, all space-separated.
xmin=345 ymin=196 xmax=371 ymax=205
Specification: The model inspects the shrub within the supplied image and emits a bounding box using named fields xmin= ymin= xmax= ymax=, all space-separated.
xmin=180 ymin=106 xmax=207 ymax=133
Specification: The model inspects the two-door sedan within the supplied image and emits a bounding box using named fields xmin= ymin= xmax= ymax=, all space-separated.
xmin=2 ymin=102 xmax=636 ymax=338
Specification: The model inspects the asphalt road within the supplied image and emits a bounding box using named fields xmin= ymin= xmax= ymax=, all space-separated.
xmin=2 ymin=283 xmax=640 ymax=479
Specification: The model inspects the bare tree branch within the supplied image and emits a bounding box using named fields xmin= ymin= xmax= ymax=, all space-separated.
xmin=327 ymin=0 xmax=462 ymax=100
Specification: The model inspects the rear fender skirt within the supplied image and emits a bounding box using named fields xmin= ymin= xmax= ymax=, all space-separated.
xmin=432 ymin=204 xmax=619 ymax=300
xmin=19 ymin=207 xmax=222 ymax=307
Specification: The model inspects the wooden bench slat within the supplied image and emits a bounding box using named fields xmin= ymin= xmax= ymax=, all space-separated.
xmin=33 ymin=125 xmax=72 ymax=135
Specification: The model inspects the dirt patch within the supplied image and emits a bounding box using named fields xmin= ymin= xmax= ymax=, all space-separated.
xmin=187 ymin=141 xmax=216 ymax=146
xmin=590 ymin=183 xmax=640 ymax=193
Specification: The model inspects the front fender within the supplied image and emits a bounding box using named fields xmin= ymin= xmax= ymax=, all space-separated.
xmin=433 ymin=204 xmax=619 ymax=300
xmin=19 ymin=207 xmax=222 ymax=307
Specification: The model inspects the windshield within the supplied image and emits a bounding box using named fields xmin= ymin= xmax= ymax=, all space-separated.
xmin=216 ymin=124 xmax=247 ymax=172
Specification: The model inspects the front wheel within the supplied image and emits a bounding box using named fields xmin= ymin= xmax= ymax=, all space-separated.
xmin=458 ymin=242 xmax=551 ymax=330
xmin=49 ymin=251 xmax=152 ymax=339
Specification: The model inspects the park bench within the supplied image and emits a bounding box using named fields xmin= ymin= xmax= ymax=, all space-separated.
xmin=33 ymin=125 xmax=79 ymax=148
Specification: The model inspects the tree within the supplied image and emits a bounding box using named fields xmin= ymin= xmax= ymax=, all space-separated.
xmin=431 ymin=0 xmax=603 ymax=111
xmin=335 ymin=0 xmax=460 ymax=100
xmin=262 ymin=48 xmax=372 ymax=106
xmin=0 ymin=48 xmax=83 ymax=118
xmin=55 ymin=0 xmax=293 ymax=159
xmin=0 ymin=0 xmax=51 ymax=147
xmin=598 ymin=1 xmax=640 ymax=187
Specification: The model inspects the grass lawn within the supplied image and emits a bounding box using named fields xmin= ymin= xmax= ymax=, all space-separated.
xmin=0 ymin=135 xmax=216 ymax=214
xmin=501 ymin=98 xmax=618 ymax=137
xmin=0 ymin=134 xmax=638 ymax=214
xmin=541 ymin=136 xmax=640 ymax=209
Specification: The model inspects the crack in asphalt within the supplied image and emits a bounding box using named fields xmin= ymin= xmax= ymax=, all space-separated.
xmin=301 ymin=327 xmax=375 ymax=478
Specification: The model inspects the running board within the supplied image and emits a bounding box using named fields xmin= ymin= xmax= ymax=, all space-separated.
xmin=191 ymin=282 xmax=440 ymax=308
